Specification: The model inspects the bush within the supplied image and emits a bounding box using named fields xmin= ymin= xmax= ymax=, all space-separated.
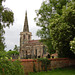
xmin=0 ymin=59 xmax=24 ymax=75
xmin=70 ymin=37 xmax=75 ymax=54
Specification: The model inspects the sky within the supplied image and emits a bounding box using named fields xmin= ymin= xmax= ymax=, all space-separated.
xmin=3 ymin=0 xmax=44 ymax=51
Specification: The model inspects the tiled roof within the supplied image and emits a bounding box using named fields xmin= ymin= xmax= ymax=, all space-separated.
xmin=28 ymin=40 xmax=39 ymax=43
xmin=51 ymin=53 xmax=58 ymax=57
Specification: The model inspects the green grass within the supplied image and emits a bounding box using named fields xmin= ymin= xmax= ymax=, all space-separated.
xmin=29 ymin=66 xmax=75 ymax=75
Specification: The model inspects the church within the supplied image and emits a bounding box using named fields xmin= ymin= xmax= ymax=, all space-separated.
xmin=19 ymin=11 xmax=49 ymax=59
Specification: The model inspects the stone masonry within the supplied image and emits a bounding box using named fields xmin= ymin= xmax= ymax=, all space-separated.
xmin=19 ymin=11 xmax=47 ymax=59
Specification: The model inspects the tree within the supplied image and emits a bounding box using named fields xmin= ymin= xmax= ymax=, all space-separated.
xmin=49 ymin=2 xmax=75 ymax=58
xmin=13 ymin=45 xmax=19 ymax=52
xmin=70 ymin=37 xmax=75 ymax=54
xmin=34 ymin=0 xmax=69 ymax=54
xmin=0 ymin=0 xmax=14 ymax=51
xmin=50 ymin=0 xmax=68 ymax=15
xmin=6 ymin=45 xmax=19 ymax=59
xmin=6 ymin=50 xmax=19 ymax=59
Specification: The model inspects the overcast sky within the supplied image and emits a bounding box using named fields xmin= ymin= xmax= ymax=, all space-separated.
xmin=3 ymin=0 xmax=44 ymax=51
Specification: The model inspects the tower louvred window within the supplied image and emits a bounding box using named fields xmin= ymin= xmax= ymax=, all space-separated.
xmin=23 ymin=35 xmax=25 ymax=39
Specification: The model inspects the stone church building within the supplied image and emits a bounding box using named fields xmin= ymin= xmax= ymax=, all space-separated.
xmin=19 ymin=11 xmax=49 ymax=59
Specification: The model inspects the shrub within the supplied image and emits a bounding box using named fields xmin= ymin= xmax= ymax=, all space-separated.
xmin=70 ymin=37 xmax=75 ymax=54
xmin=0 ymin=59 xmax=24 ymax=75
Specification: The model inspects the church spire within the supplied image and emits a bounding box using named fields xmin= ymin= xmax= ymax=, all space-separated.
xmin=23 ymin=11 xmax=29 ymax=32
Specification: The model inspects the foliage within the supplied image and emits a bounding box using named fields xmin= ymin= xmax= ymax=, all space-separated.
xmin=0 ymin=59 xmax=24 ymax=75
xmin=6 ymin=50 xmax=19 ymax=58
xmin=0 ymin=51 xmax=7 ymax=58
xmin=70 ymin=37 xmax=75 ymax=54
xmin=40 ymin=39 xmax=55 ymax=54
xmin=0 ymin=0 xmax=14 ymax=51
xmin=7 ymin=50 xmax=19 ymax=55
xmin=0 ymin=22 xmax=5 ymax=51
xmin=49 ymin=2 xmax=75 ymax=58
xmin=34 ymin=0 xmax=70 ymax=54
xmin=34 ymin=0 xmax=54 ymax=53
xmin=6 ymin=45 xmax=19 ymax=59
xmin=38 ymin=58 xmax=51 ymax=71
xmin=13 ymin=45 xmax=19 ymax=52
xmin=0 ymin=50 xmax=19 ymax=59
xmin=33 ymin=62 xmax=37 ymax=72
xmin=50 ymin=0 xmax=68 ymax=15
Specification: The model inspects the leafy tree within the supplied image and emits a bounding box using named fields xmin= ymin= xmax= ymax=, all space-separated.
xmin=6 ymin=45 xmax=19 ymax=59
xmin=35 ymin=0 xmax=54 ymax=54
xmin=0 ymin=0 xmax=14 ymax=51
xmin=13 ymin=45 xmax=19 ymax=52
xmin=49 ymin=2 xmax=75 ymax=58
xmin=0 ymin=50 xmax=19 ymax=59
xmin=50 ymin=0 xmax=68 ymax=15
xmin=34 ymin=0 xmax=70 ymax=54
xmin=70 ymin=37 xmax=75 ymax=54
xmin=7 ymin=50 xmax=19 ymax=59
xmin=0 ymin=20 xmax=5 ymax=51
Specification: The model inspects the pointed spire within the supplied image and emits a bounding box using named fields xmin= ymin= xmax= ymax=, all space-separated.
xmin=23 ymin=11 xmax=29 ymax=32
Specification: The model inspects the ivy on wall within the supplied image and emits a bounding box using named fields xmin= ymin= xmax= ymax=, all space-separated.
xmin=38 ymin=58 xmax=51 ymax=71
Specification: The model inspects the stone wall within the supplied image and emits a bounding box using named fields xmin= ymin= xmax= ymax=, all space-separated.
xmin=12 ymin=58 xmax=75 ymax=73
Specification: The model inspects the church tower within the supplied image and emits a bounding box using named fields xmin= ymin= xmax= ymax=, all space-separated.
xmin=20 ymin=11 xmax=32 ymax=58
xmin=19 ymin=11 xmax=47 ymax=59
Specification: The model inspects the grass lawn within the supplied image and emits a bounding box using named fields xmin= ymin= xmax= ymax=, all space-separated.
xmin=29 ymin=66 xmax=75 ymax=75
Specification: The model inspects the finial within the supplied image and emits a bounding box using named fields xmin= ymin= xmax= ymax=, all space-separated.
xmin=25 ymin=10 xmax=27 ymax=16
